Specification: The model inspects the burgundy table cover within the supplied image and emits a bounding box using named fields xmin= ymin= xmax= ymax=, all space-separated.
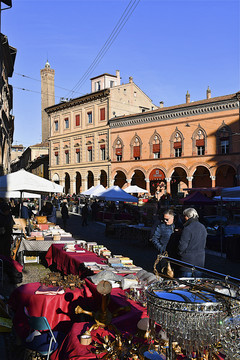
xmin=50 ymin=279 xmax=148 ymax=360
xmin=0 ymin=254 xmax=23 ymax=272
xmin=8 ymin=282 xmax=93 ymax=339
xmin=45 ymin=244 xmax=106 ymax=276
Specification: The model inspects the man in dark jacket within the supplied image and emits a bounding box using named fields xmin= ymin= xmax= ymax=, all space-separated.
xmin=151 ymin=209 xmax=175 ymax=253
xmin=178 ymin=207 xmax=207 ymax=277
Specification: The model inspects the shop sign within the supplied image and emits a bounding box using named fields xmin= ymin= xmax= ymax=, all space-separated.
xmin=149 ymin=169 xmax=165 ymax=181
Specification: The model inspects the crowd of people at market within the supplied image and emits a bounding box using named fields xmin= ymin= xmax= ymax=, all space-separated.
xmin=0 ymin=189 xmax=211 ymax=280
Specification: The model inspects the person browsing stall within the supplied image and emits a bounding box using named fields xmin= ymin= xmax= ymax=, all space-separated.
xmin=178 ymin=207 xmax=207 ymax=277
xmin=151 ymin=209 xmax=175 ymax=254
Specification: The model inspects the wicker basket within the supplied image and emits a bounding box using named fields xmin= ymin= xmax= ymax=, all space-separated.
xmin=36 ymin=216 xmax=47 ymax=224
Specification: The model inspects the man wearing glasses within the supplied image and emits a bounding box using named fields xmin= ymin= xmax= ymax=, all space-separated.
xmin=151 ymin=209 xmax=175 ymax=254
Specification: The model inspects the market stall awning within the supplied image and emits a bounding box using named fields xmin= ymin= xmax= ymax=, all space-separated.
xmin=81 ymin=184 xmax=106 ymax=197
xmin=0 ymin=169 xmax=63 ymax=195
xmin=221 ymin=186 xmax=240 ymax=198
xmin=0 ymin=191 xmax=40 ymax=199
xmin=124 ymin=185 xmax=148 ymax=194
xmin=96 ymin=186 xmax=138 ymax=203
xmin=180 ymin=191 xmax=215 ymax=205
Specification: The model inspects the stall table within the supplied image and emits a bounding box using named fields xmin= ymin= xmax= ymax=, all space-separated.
xmin=8 ymin=282 xmax=93 ymax=340
xmin=51 ymin=279 xmax=148 ymax=360
xmin=18 ymin=236 xmax=78 ymax=253
xmin=45 ymin=244 xmax=106 ymax=277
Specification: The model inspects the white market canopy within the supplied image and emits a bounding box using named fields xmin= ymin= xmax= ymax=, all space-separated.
xmin=81 ymin=184 xmax=106 ymax=197
xmin=0 ymin=169 xmax=63 ymax=195
xmin=96 ymin=185 xmax=138 ymax=203
xmin=0 ymin=191 xmax=40 ymax=199
xmin=124 ymin=185 xmax=148 ymax=194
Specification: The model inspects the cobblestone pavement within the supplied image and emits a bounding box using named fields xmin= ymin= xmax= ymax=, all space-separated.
xmin=1 ymin=210 xmax=240 ymax=359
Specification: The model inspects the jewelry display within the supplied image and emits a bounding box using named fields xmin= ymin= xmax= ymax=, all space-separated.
xmin=147 ymin=254 xmax=240 ymax=360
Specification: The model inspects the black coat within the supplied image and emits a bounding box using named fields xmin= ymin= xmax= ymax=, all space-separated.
xmin=178 ymin=218 xmax=207 ymax=267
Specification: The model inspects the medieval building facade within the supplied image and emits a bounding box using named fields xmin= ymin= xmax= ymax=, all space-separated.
xmin=0 ymin=33 xmax=16 ymax=175
xmin=109 ymin=90 xmax=240 ymax=198
xmin=46 ymin=71 xmax=157 ymax=194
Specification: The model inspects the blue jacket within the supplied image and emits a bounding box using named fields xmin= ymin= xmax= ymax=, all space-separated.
xmin=151 ymin=222 xmax=175 ymax=253
xmin=47 ymin=206 xmax=57 ymax=224
xmin=178 ymin=218 xmax=207 ymax=267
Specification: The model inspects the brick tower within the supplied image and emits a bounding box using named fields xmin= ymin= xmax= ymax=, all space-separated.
xmin=40 ymin=61 xmax=55 ymax=142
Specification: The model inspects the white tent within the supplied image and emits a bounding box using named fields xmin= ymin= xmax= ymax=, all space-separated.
xmin=0 ymin=169 xmax=63 ymax=194
xmin=96 ymin=185 xmax=138 ymax=203
xmin=81 ymin=186 xmax=94 ymax=196
xmin=0 ymin=191 xmax=40 ymax=199
xmin=124 ymin=185 xmax=148 ymax=194
xmin=81 ymin=184 xmax=106 ymax=197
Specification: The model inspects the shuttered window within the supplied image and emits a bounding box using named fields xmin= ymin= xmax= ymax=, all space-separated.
xmin=75 ymin=114 xmax=80 ymax=126
xmin=100 ymin=108 xmax=105 ymax=121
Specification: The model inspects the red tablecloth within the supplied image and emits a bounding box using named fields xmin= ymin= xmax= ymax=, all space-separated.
xmin=45 ymin=244 xmax=106 ymax=276
xmin=8 ymin=282 xmax=93 ymax=340
xmin=0 ymin=254 xmax=23 ymax=272
xmin=51 ymin=279 xmax=148 ymax=360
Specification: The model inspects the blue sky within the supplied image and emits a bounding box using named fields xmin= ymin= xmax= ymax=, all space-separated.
xmin=2 ymin=0 xmax=239 ymax=147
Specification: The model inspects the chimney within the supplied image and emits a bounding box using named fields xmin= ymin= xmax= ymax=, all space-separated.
xmin=129 ymin=76 xmax=133 ymax=83
xmin=206 ymin=86 xmax=211 ymax=99
xmin=116 ymin=70 xmax=121 ymax=85
xmin=159 ymin=101 xmax=164 ymax=108
xmin=186 ymin=90 xmax=190 ymax=104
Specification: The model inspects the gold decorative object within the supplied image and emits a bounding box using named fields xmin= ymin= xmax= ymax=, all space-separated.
xmin=40 ymin=272 xmax=85 ymax=290
xmin=91 ymin=333 xmax=147 ymax=359
xmin=75 ymin=280 xmax=130 ymax=337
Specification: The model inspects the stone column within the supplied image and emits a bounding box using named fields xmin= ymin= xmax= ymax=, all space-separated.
xmin=187 ymin=176 xmax=193 ymax=189
xmin=165 ymin=178 xmax=171 ymax=194
xmin=210 ymin=175 xmax=216 ymax=188
xmin=71 ymin=179 xmax=76 ymax=195
xmin=95 ymin=177 xmax=100 ymax=185
xmin=82 ymin=178 xmax=87 ymax=191
xmin=145 ymin=179 xmax=150 ymax=194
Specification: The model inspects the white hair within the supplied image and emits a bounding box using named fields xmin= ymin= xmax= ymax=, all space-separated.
xmin=183 ymin=208 xmax=199 ymax=219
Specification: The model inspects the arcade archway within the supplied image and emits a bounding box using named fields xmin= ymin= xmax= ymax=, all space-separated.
xmin=114 ymin=171 xmax=127 ymax=188
xmin=170 ymin=167 xmax=188 ymax=198
xmin=52 ymin=173 xmax=60 ymax=185
xmin=100 ymin=170 xmax=107 ymax=188
xmin=216 ymin=165 xmax=237 ymax=187
xmin=192 ymin=166 xmax=211 ymax=188
xmin=76 ymin=172 xmax=82 ymax=194
xmin=65 ymin=173 xmax=70 ymax=194
xmin=87 ymin=171 xmax=94 ymax=189
xmin=131 ymin=170 xmax=146 ymax=189
xmin=149 ymin=168 xmax=165 ymax=195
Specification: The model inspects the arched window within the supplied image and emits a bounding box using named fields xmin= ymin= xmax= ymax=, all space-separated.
xmin=192 ymin=127 xmax=207 ymax=156
xmin=130 ymin=134 xmax=142 ymax=160
xmin=217 ymin=124 xmax=231 ymax=155
xmin=113 ymin=136 xmax=123 ymax=162
xmin=149 ymin=131 xmax=162 ymax=159
xmin=170 ymin=129 xmax=184 ymax=158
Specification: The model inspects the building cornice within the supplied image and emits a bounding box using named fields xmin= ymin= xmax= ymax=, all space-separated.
xmin=109 ymin=95 xmax=240 ymax=129
xmin=45 ymin=89 xmax=110 ymax=114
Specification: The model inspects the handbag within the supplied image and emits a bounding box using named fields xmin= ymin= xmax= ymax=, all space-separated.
xmin=154 ymin=251 xmax=174 ymax=279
